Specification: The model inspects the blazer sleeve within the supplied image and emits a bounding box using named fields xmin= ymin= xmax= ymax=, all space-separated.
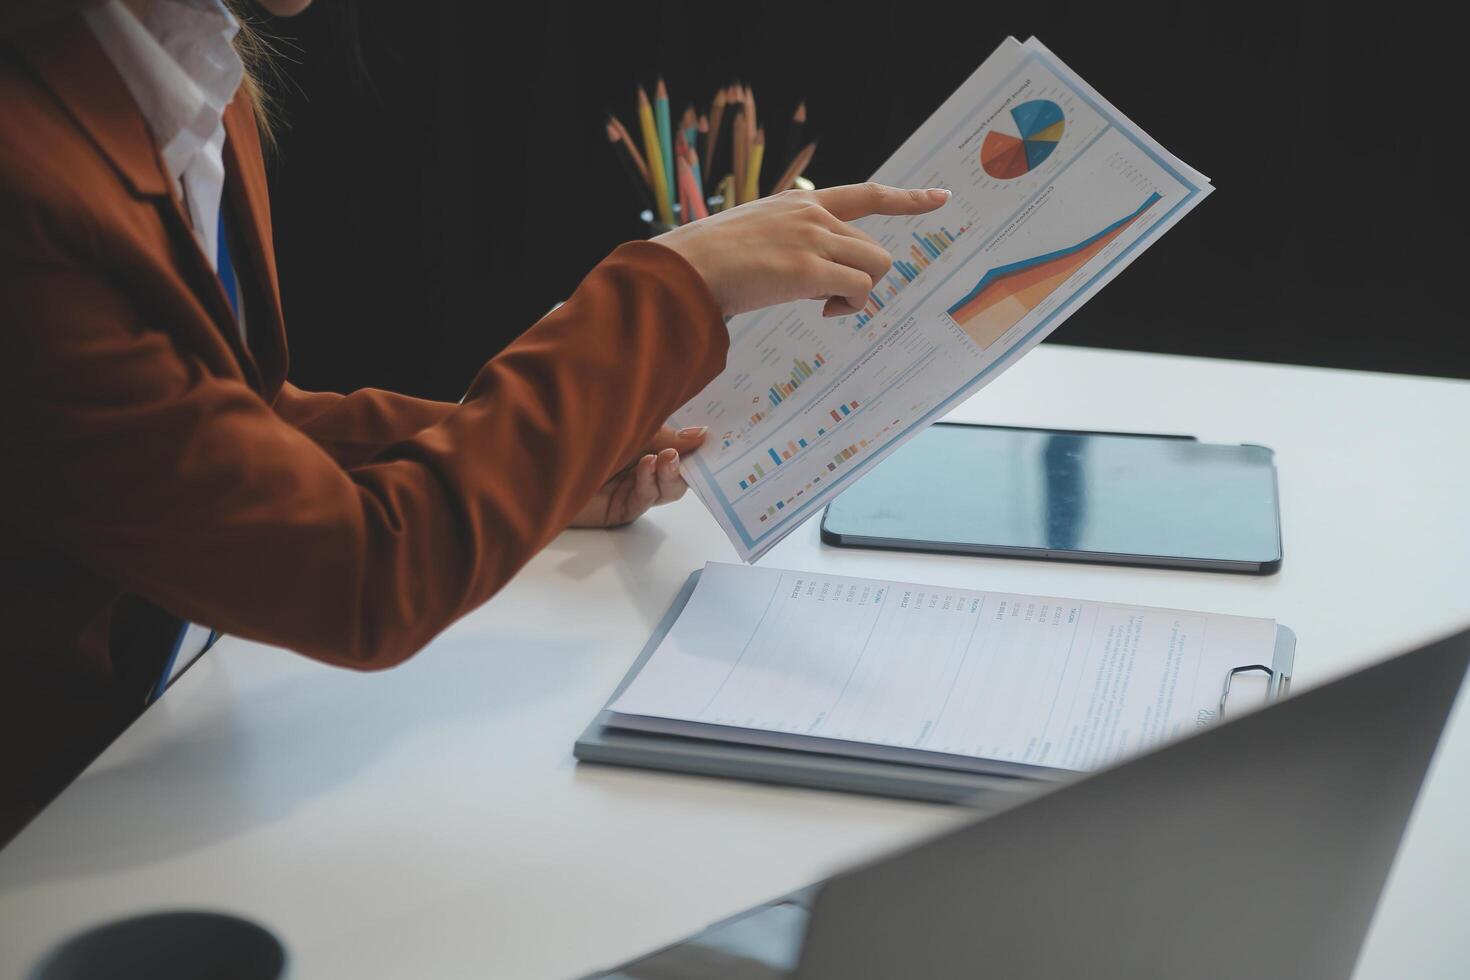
xmin=0 ymin=240 xmax=728 ymax=669
xmin=271 ymin=383 xmax=457 ymax=468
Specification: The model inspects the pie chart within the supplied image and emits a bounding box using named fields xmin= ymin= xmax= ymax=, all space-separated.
xmin=980 ymin=99 xmax=1065 ymax=180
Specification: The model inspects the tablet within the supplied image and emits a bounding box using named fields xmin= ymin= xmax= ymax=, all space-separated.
xmin=820 ymin=423 xmax=1282 ymax=573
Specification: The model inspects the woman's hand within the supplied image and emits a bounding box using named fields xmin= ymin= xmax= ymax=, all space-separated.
xmin=570 ymin=425 xmax=709 ymax=528
xmin=576 ymin=183 xmax=950 ymax=528
xmin=654 ymin=183 xmax=951 ymax=318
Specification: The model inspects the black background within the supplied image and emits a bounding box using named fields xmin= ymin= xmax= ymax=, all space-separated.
xmin=262 ymin=0 xmax=1465 ymax=402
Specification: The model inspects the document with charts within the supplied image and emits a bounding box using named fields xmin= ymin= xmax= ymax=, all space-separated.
xmin=607 ymin=563 xmax=1278 ymax=778
xmin=672 ymin=37 xmax=1213 ymax=561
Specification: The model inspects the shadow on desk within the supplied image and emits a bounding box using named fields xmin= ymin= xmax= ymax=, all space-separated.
xmin=0 ymin=623 xmax=589 ymax=888
xmin=550 ymin=520 xmax=705 ymax=629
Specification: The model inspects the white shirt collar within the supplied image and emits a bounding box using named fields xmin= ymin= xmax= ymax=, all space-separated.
xmin=85 ymin=0 xmax=245 ymax=299
xmin=83 ymin=0 xmax=242 ymax=183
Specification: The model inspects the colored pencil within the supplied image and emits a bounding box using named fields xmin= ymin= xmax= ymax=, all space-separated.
xmin=676 ymin=157 xmax=690 ymax=225
xmin=712 ymin=85 xmax=739 ymax=192
xmin=704 ymin=88 xmax=726 ymax=184
xmin=783 ymin=101 xmax=806 ymax=177
xmin=609 ymin=79 xmax=815 ymax=221
xmin=694 ymin=115 xmax=709 ymax=192
xmin=715 ymin=173 xmax=736 ymax=212
xmin=743 ymin=86 xmax=759 ymax=201
xmin=680 ymin=104 xmax=698 ymax=156
xmin=688 ymin=168 xmax=710 ymax=220
xmin=676 ymin=139 xmax=709 ymax=221
xmin=654 ymin=78 xmax=676 ymax=221
xmin=606 ymin=113 xmax=650 ymax=186
xmin=732 ymin=106 xmax=749 ymax=204
xmin=607 ymin=120 xmax=654 ymax=213
xmin=686 ymin=128 xmax=705 ymax=197
xmin=770 ymin=139 xmax=817 ymax=194
xmin=743 ymin=127 xmax=765 ymax=204
xmin=635 ymin=85 xmax=674 ymax=226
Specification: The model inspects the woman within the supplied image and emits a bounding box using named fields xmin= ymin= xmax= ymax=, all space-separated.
xmin=0 ymin=0 xmax=948 ymax=843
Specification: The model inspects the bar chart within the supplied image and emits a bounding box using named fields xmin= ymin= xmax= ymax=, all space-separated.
xmin=738 ymin=399 xmax=862 ymax=491
xmin=853 ymin=223 xmax=970 ymax=329
xmin=756 ymin=416 xmax=902 ymax=523
xmin=824 ymin=417 xmax=900 ymax=474
xmin=765 ymin=353 xmax=825 ymax=407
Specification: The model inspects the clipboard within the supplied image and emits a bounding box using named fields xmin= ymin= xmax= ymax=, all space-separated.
xmin=574 ymin=571 xmax=1297 ymax=805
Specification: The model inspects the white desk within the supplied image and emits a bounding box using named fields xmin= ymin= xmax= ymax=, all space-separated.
xmin=2 ymin=345 xmax=1467 ymax=979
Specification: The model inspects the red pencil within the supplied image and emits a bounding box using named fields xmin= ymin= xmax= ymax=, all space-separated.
xmin=677 ymin=138 xmax=710 ymax=220
xmin=606 ymin=113 xmax=650 ymax=186
xmin=607 ymin=119 xmax=654 ymax=213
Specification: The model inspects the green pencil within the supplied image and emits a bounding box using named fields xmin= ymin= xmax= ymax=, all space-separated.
xmin=655 ymin=78 xmax=675 ymax=221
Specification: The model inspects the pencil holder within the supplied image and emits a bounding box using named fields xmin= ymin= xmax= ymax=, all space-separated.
xmin=640 ymin=207 xmax=676 ymax=237
xmin=640 ymin=196 xmax=729 ymax=237
xmin=608 ymin=79 xmax=816 ymax=238
xmin=638 ymin=179 xmax=810 ymax=237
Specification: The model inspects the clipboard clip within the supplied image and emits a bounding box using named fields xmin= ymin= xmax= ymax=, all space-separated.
xmin=1219 ymin=663 xmax=1292 ymax=719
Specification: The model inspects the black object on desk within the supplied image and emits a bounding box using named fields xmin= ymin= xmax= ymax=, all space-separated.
xmin=820 ymin=423 xmax=1283 ymax=574
xmin=31 ymin=911 xmax=287 ymax=980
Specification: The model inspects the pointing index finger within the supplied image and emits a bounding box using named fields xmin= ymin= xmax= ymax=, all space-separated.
xmin=813 ymin=182 xmax=951 ymax=221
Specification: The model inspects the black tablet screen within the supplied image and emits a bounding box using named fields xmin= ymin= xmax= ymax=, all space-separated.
xmin=822 ymin=424 xmax=1281 ymax=571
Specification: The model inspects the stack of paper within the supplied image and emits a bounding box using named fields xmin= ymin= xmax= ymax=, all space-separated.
xmin=608 ymin=564 xmax=1277 ymax=778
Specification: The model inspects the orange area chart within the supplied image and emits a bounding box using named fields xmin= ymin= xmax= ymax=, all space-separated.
xmin=945 ymin=193 xmax=1160 ymax=350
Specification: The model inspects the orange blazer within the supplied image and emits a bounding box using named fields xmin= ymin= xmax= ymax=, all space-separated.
xmin=0 ymin=17 xmax=727 ymax=842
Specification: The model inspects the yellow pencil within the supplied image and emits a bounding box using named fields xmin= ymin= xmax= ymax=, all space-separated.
xmin=636 ymin=85 xmax=674 ymax=226
xmin=744 ymin=128 xmax=765 ymax=203
xmin=731 ymin=106 xmax=748 ymax=204
xmin=716 ymin=174 xmax=736 ymax=211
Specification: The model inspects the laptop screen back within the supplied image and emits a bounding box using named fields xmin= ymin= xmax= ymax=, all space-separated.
xmin=796 ymin=628 xmax=1470 ymax=980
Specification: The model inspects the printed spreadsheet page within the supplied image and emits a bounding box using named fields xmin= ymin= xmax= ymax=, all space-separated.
xmin=671 ymin=37 xmax=1213 ymax=561
xmin=607 ymin=563 xmax=1278 ymax=777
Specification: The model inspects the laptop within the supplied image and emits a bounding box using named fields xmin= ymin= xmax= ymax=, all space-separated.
xmin=589 ymin=625 xmax=1470 ymax=980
